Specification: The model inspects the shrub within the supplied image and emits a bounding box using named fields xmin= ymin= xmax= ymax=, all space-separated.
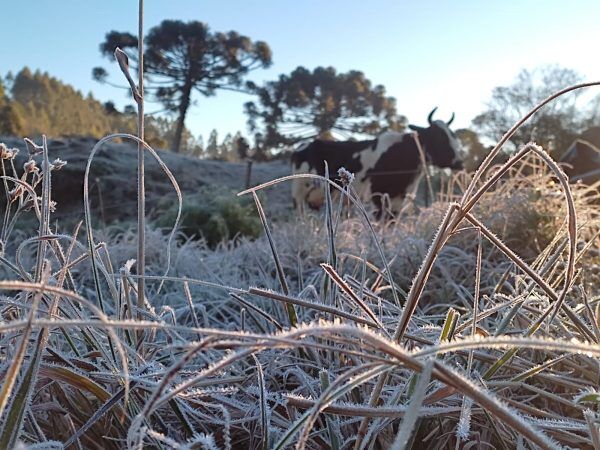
xmin=154 ymin=185 xmax=261 ymax=247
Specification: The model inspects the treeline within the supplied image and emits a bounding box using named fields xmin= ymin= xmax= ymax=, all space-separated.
xmin=2 ymin=68 xmax=209 ymax=154
xmin=0 ymin=67 xmax=267 ymax=161
xmin=94 ymin=20 xmax=600 ymax=160
xmin=2 ymin=61 xmax=599 ymax=166
xmin=0 ymin=68 xmax=179 ymax=148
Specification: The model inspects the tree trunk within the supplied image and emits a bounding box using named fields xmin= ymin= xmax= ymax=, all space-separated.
xmin=171 ymin=79 xmax=193 ymax=153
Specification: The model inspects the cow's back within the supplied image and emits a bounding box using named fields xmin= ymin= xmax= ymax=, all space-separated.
xmin=292 ymin=139 xmax=375 ymax=178
xmin=290 ymin=138 xmax=376 ymax=211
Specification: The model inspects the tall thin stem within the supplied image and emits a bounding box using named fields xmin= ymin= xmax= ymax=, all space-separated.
xmin=136 ymin=0 xmax=146 ymax=328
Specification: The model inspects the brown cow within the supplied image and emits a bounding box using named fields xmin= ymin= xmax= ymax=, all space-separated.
xmin=560 ymin=127 xmax=600 ymax=184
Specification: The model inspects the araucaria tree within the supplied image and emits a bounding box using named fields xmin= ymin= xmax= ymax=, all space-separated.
xmin=245 ymin=66 xmax=404 ymax=148
xmin=94 ymin=20 xmax=272 ymax=153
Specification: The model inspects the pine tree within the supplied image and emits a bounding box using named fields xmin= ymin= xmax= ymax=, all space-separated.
xmin=206 ymin=129 xmax=220 ymax=159
xmin=0 ymin=77 xmax=24 ymax=136
xmin=233 ymin=131 xmax=249 ymax=161
xmin=220 ymin=133 xmax=233 ymax=161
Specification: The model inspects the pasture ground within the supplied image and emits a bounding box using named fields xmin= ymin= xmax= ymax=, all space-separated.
xmin=0 ymin=135 xmax=599 ymax=449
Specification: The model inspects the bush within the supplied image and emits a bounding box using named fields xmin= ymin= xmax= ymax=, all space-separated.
xmin=154 ymin=185 xmax=261 ymax=247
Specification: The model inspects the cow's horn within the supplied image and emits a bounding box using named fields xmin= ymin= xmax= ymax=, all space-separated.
xmin=447 ymin=112 xmax=455 ymax=126
xmin=427 ymin=107 xmax=438 ymax=125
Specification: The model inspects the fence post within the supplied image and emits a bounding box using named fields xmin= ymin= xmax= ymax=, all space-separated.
xmin=245 ymin=158 xmax=254 ymax=189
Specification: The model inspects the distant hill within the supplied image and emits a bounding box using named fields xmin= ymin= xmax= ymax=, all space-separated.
xmin=0 ymin=135 xmax=292 ymax=226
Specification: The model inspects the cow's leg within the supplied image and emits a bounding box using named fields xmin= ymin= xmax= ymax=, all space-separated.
xmin=306 ymin=183 xmax=325 ymax=210
xmin=291 ymin=177 xmax=308 ymax=214
xmin=388 ymin=195 xmax=407 ymax=219
xmin=371 ymin=195 xmax=384 ymax=220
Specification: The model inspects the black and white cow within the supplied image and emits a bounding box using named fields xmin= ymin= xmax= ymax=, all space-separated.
xmin=291 ymin=107 xmax=463 ymax=214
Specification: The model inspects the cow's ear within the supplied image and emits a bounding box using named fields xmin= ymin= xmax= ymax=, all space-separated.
xmin=408 ymin=124 xmax=424 ymax=132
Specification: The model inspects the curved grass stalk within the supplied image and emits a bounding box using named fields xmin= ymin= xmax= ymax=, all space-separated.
xmin=412 ymin=335 xmax=600 ymax=359
xmin=284 ymin=395 xmax=462 ymax=417
xmin=83 ymin=133 xmax=182 ymax=317
xmin=461 ymin=80 xmax=600 ymax=204
xmin=352 ymin=127 xmax=597 ymax=447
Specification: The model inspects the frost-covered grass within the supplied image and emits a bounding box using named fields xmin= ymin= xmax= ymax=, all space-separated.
xmin=1 ymin=4 xmax=599 ymax=446
xmin=0 ymin=129 xmax=599 ymax=449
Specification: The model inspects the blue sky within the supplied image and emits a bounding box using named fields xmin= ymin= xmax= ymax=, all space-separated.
xmin=1 ymin=0 xmax=599 ymax=142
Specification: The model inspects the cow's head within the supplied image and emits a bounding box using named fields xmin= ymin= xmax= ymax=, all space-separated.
xmin=408 ymin=107 xmax=463 ymax=170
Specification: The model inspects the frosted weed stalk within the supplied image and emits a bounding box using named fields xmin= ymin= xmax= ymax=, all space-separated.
xmin=0 ymin=3 xmax=599 ymax=449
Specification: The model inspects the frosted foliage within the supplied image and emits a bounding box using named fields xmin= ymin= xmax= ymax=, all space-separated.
xmin=0 ymin=130 xmax=598 ymax=450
